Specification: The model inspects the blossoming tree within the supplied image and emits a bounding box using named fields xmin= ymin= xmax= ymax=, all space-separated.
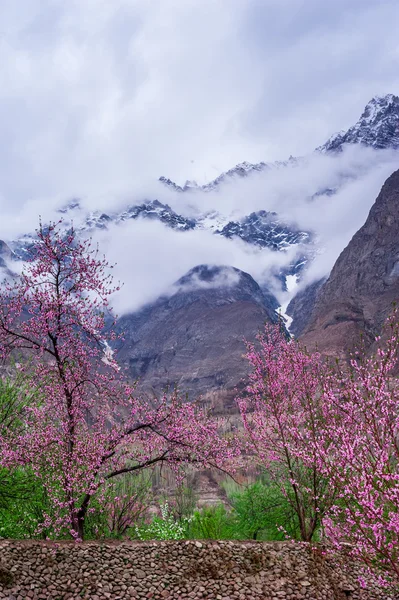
xmin=237 ymin=323 xmax=336 ymax=542
xmin=0 ymin=222 xmax=235 ymax=540
xmin=239 ymin=318 xmax=399 ymax=585
xmin=316 ymin=313 xmax=399 ymax=584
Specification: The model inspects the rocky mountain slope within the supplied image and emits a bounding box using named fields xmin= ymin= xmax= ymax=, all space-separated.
xmin=318 ymin=94 xmax=399 ymax=153
xmin=285 ymin=278 xmax=326 ymax=338
xmin=0 ymin=241 xmax=13 ymax=270
xmin=299 ymin=168 xmax=399 ymax=356
xmin=116 ymin=265 xmax=278 ymax=399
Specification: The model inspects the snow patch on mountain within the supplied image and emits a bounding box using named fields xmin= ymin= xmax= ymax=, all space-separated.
xmin=216 ymin=211 xmax=312 ymax=251
xmin=318 ymin=94 xmax=399 ymax=153
xmin=276 ymin=274 xmax=300 ymax=332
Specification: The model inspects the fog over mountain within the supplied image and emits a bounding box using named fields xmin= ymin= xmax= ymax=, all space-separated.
xmin=3 ymin=96 xmax=399 ymax=319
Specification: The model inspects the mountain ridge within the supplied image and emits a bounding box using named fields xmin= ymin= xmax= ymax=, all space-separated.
xmin=299 ymin=168 xmax=399 ymax=356
xmin=116 ymin=264 xmax=279 ymax=398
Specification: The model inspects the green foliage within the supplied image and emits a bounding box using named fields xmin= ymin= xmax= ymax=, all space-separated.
xmin=0 ymin=368 xmax=40 ymax=436
xmin=187 ymin=504 xmax=234 ymax=540
xmin=0 ymin=467 xmax=54 ymax=539
xmin=228 ymin=480 xmax=300 ymax=541
xmin=0 ymin=374 xmax=53 ymax=539
xmin=184 ymin=478 xmax=305 ymax=542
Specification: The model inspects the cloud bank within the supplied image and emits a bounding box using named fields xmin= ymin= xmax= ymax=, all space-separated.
xmin=87 ymin=145 xmax=399 ymax=315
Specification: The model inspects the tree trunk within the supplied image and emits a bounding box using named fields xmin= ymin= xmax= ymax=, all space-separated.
xmin=76 ymin=498 xmax=90 ymax=541
xmin=70 ymin=495 xmax=91 ymax=541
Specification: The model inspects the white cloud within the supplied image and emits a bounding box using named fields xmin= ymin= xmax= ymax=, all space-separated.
xmin=92 ymin=217 xmax=298 ymax=315
xmin=0 ymin=0 xmax=397 ymax=213
xmin=88 ymin=145 xmax=399 ymax=314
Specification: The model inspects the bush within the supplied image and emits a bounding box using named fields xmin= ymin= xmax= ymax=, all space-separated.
xmin=0 ymin=467 xmax=54 ymax=539
xmin=134 ymin=502 xmax=191 ymax=540
xmin=187 ymin=504 xmax=235 ymax=540
xmin=228 ymin=480 xmax=301 ymax=541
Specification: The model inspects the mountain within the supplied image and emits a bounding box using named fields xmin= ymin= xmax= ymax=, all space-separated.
xmin=0 ymin=241 xmax=13 ymax=270
xmin=3 ymin=92 xmax=399 ymax=394
xmin=159 ymin=161 xmax=271 ymax=193
xmin=9 ymin=93 xmax=399 ymax=289
xmin=116 ymin=265 xmax=279 ymax=400
xmin=217 ymin=210 xmax=311 ymax=250
xmin=81 ymin=199 xmax=196 ymax=232
xmin=7 ymin=198 xmax=312 ymax=290
xmin=76 ymin=201 xmax=310 ymax=255
xmin=160 ymin=95 xmax=399 ymax=194
xmin=160 ymin=159 xmax=300 ymax=193
xmin=285 ymin=278 xmax=326 ymax=338
xmin=299 ymin=169 xmax=399 ymax=356
xmin=318 ymin=94 xmax=399 ymax=153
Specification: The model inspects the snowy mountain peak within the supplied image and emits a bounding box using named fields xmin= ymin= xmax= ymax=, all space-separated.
xmin=160 ymin=94 xmax=399 ymax=193
xmin=318 ymin=93 xmax=399 ymax=153
xmin=57 ymin=199 xmax=81 ymax=213
xmin=81 ymin=200 xmax=197 ymax=232
xmin=158 ymin=176 xmax=184 ymax=192
xmin=216 ymin=211 xmax=312 ymax=251
xmin=159 ymin=160 xmax=269 ymax=193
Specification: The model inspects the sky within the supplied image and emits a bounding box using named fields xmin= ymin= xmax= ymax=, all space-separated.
xmin=0 ymin=0 xmax=399 ymax=312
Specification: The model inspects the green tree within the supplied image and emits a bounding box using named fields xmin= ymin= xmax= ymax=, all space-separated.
xmin=229 ymin=480 xmax=300 ymax=540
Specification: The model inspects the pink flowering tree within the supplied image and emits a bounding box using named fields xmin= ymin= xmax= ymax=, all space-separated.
xmin=0 ymin=222 xmax=235 ymax=540
xmin=239 ymin=318 xmax=399 ymax=585
xmin=315 ymin=313 xmax=399 ymax=585
xmin=237 ymin=323 xmax=336 ymax=542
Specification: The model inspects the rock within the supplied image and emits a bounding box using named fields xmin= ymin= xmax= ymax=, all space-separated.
xmin=301 ymin=169 xmax=399 ymax=357
xmin=117 ymin=265 xmax=279 ymax=400
xmin=286 ymin=278 xmax=326 ymax=337
xmin=134 ymin=569 xmax=146 ymax=579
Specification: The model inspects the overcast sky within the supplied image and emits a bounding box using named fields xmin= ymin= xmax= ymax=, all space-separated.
xmin=1 ymin=0 xmax=399 ymax=313
xmin=0 ymin=0 xmax=398 ymax=211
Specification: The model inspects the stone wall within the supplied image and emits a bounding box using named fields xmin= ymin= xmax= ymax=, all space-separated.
xmin=0 ymin=540 xmax=396 ymax=600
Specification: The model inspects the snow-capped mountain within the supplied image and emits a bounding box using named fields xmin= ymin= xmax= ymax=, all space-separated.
xmin=86 ymin=200 xmax=197 ymax=232
xmin=159 ymin=95 xmax=399 ymax=195
xmin=66 ymin=199 xmax=310 ymax=257
xmin=217 ymin=211 xmax=311 ymax=250
xmin=2 ymin=93 xmax=399 ymax=397
xmin=318 ymin=94 xmax=399 ymax=153
xmin=4 ymin=93 xmax=399 ymax=297
xmin=6 ymin=205 xmax=312 ymax=297
xmin=159 ymin=161 xmax=269 ymax=192
xmin=159 ymin=158 xmax=298 ymax=193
